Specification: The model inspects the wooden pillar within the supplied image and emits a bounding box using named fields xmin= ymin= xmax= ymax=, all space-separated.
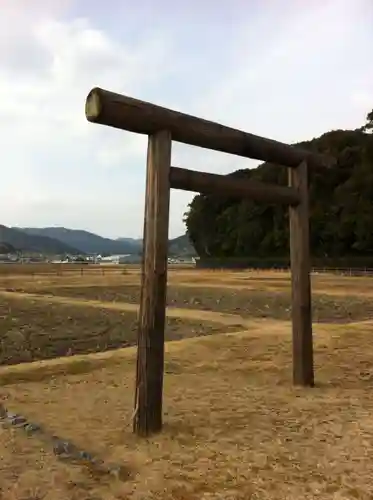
xmin=133 ymin=130 xmax=172 ymax=436
xmin=288 ymin=160 xmax=314 ymax=387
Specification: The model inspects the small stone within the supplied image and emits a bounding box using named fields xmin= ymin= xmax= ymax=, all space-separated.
xmin=10 ymin=415 xmax=27 ymax=426
xmin=24 ymin=422 xmax=42 ymax=434
xmin=53 ymin=440 xmax=71 ymax=456
xmin=108 ymin=464 xmax=131 ymax=481
xmin=79 ymin=450 xmax=94 ymax=461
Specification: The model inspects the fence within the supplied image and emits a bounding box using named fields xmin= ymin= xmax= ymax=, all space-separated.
xmin=1 ymin=262 xmax=372 ymax=278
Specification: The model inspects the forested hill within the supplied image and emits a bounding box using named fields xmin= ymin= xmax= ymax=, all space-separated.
xmin=184 ymin=111 xmax=373 ymax=261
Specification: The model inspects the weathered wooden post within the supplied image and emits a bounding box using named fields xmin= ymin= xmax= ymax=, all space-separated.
xmin=84 ymin=86 xmax=334 ymax=434
xmin=288 ymin=160 xmax=314 ymax=386
xmin=133 ymin=130 xmax=172 ymax=436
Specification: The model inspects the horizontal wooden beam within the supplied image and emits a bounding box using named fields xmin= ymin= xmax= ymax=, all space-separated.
xmin=169 ymin=166 xmax=301 ymax=205
xmin=85 ymin=87 xmax=333 ymax=170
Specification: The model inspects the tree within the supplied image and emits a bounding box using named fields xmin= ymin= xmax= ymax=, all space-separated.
xmin=184 ymin=114 xmax=373 ymax=262
xmin=362 ymin=109 xmax=373 ymax=132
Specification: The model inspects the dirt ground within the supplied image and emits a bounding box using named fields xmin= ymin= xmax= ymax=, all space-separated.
xmin=0 ymin=296 xmax=241 ymax=365
xmin=15 ymin=282 xmax=373 ymax=323
xmin=7 ymin=265 xmax=373 ymax=324
xmin=1 ymin=266 xmax=373 ymax=499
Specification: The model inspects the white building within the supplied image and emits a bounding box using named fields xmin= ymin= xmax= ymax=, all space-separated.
xmin=100 ymin=254 xmax=142 ymax=264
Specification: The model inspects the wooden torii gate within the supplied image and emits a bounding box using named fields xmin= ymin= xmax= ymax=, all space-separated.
xmin=85 ymin=87 xmax=333 ymax=437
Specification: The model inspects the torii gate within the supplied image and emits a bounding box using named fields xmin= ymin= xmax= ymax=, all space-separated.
xmin=85 ymin=87 xmax=333 ymax=437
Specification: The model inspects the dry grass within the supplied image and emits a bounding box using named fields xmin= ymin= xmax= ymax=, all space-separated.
xmin=0 ymin=293 xmax=242 ymax=366
xmin=1 ymin=268 xmax=373 ymax=498
xmin=13 ymin=282 xmax=373 ymax=323
xmin=2 ymin=323 xmax=373 ymax=499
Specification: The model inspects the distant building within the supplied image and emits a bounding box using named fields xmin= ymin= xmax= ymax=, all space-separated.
xmin=0 ymin=254 xmax=13 ymax=263
xmin=167 ymin=256 xmax=197 ymax=265
xmin=99 ymin=254 xmax=142 ymax=264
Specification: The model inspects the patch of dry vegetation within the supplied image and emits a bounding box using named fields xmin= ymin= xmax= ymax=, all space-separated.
xmin=2 ymin=322 xmax=373 ymax=499
xmin=0 ymin=296 xmax=240 ymax=365
xmin=15 ymin=282 xmax=373 ymax=323
xmin=1 ymin=268 xmax=373 ymax=498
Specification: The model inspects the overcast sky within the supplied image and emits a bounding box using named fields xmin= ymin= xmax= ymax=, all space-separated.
xmin=1 ymin=0 xmax=372 ymax=239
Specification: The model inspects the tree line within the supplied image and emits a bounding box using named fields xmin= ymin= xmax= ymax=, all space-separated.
xmin=184 ymin=109 xmax=373 ymax=267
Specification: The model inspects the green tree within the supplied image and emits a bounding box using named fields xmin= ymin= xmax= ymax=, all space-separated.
xmin=184 ymin=112 xmax=373 ymax=262
xmin=362 ymin=109 xmax=373 ymax=132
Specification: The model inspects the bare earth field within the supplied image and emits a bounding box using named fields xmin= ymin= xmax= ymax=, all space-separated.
xmin=0 ymin=297 xmax=241 ymax=365
xmin=15 ymin=283 xmax=373 ymax=323
xmin=1 ymin=265 xmax=373 ymax=499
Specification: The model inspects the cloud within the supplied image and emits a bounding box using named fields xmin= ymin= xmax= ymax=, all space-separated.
xmin=196 ymin=0 xmax=372 ymax=139
xmin=0 ymin=2 xmax=172 ymax=237
xmin=1 ymin=0 xmax=372 ymax=239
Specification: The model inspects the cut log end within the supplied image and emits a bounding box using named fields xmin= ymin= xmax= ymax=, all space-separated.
xmin=85 ymin=88 xmax=102 ymax=122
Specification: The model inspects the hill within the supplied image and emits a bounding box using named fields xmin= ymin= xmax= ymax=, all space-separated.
xmin=18 ymin=227 xmax=143 ymax=255
xmin=184 ymin=111 xmax=373 ymax=262
xmin=168 ymin=234 xmax=196 ymax=256
xmin=0 ymin=242 xmax=16 ymax=254
xmin=116 ymin=237 xmax=142 ymax=246
xmin=18 ymin=227 xmax=195 ymax=256
xmin=0 ymin=225 xmax=81 ymax=255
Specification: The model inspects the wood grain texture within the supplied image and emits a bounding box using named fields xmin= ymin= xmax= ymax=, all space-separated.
xmin=288 ymin=160 xmax=314 ymax=387
xmin=85 ymin=87 xmax=333 ymax=170
xmin=170 ymin=166 xmax=301 ymax=205
xmin=133 ymin=130 xmax=172 ymax=436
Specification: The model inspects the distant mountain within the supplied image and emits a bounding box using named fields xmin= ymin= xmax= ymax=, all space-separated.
xmin=0 ymin=242 xmax=16 ymax=254
xmin=19 ymin=227 xmax=143 ymax=255
xmin=116 ymin=237 xmax=143 ymax=246
xmin=116 ymin=234 xmax=196 ymax=256
xmin=1 ymin=225 xmax=80 ymax=255
xmin=116 ymin=234 xmax=195 ymax=256
xmin=13 ymin=226 xmax=195 ymax=257
xmin=169 ymin=234 xmax=196 ymax=256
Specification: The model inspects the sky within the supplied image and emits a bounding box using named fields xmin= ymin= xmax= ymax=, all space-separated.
xmin=1 ymin=0 xmax=372 ymax=239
